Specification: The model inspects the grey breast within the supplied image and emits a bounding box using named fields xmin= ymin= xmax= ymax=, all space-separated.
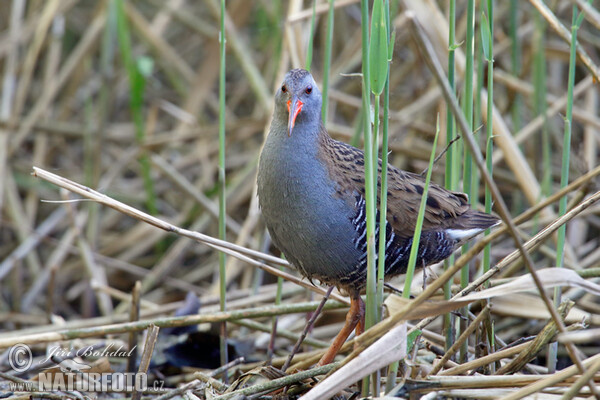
xmin=257 ymin=132 xmax=362 ymax=284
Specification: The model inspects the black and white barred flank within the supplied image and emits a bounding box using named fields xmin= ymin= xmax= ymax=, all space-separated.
xmin=338 ymin=194 xmax=473 ymax=290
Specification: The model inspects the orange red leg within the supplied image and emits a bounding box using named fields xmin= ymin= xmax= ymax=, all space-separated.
xmin=317 ymin=295 xmax=365 ymax=366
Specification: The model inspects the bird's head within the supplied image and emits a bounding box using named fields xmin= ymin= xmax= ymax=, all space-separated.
xmin=275 ymin=69 xmax=322 ymax=137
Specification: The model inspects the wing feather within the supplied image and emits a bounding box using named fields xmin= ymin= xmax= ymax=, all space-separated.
xmin=318 ymin=133 xmax=495 ymax=239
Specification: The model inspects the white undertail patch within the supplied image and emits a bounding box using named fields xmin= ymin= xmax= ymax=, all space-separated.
xmin=446 ymin=219 xmax=501 ymax=241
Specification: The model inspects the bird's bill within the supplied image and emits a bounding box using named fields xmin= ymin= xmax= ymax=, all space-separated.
xmin=287 ymin=97 xmax=303 ymax=137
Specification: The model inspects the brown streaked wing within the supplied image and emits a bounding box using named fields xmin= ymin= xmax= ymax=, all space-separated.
xmin=319 ymin=132 xmax=472 ymax=239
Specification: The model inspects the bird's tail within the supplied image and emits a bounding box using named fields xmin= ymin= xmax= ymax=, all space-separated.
xmin=445 ymin=210 xmax=501 ymax=242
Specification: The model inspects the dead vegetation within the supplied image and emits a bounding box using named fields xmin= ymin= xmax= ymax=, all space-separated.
xmin=0 ymin=0 xmax=600 ymax=399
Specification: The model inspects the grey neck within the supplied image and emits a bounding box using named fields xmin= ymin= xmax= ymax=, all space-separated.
xmin=268 ymin=107 xmax=324 ymax=157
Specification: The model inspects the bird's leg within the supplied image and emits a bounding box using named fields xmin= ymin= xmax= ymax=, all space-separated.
xmin=354 ymin=296 xmax=366 ymax=336
xmin=317 ymin=294 xmax=363 ymax=366
xmin=351 ymin=297 xmax=366 ymax=355
xmin=282 ymin=286 xmax=333 ymax=372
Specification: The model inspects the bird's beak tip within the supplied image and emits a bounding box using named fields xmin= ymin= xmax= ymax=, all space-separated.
xmin=287 ymin=98 xmax=303 ymax=137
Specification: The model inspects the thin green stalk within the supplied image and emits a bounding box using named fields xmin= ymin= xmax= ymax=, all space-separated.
xmin=402 ymin=119 xmax=441 ymax=297
xmin=532 ymin=5 xmax=548 ymax=251
xmin=370 ymin=0 xmax=390 ymax=324
xmin=369 ymin=5 xmax=388 ymax=325
xmin=321 ymin=0 xmax=334 ymax=122
xmin=368 ymin=0 xmax=390 ymax=392
xmin=482 ymin=0 xmax=495 ymax=363
xmin=481 ymin=1 xmax=494 ymax=283
xmin=474 ymin=4 xmax=485 ymax=209
xmin=377 ymin=0 xmax=392 ymax=321
xmin=375 ymin=96 xmax=385 ymax=312
xmin=361 ymin=0 xmax=374 ymax=394
xmin=549 ymin=4 xmax=586 ymax=373
xmin=461 ymin=0 xmax=476 ymax=236
xmin=396 ymin=118 xmax=439 ymax=391
xmin=305 ymin=0 xmax=317 ymax=71
xmin=509 ymin=0 xmax=521 ymax=131
xmin=267 ymin=267 xmax=284 ymax=363
xmin=115 ymin=0 xmax=156 ymax=216
xmin=462 ymin=2 xmax=475 ymax=115
xmin=362 ymin=0 xmax=375 ymax=334
xmin=445 ymin=0 xmax=458 ymax=190
xmin=271 ymin=1 xmax=284 ymax=82
xmin=459 ymin=0 xmax=476 ymax=363
xmin=364 ymin=11 xmax=391 ymax=395
xmin=443 ymin=0 xmax=457 ymax=354
xmin=87 ymin=1 xmax=117 ymax=244
xmin=218 ymin=0 xmax=228 ymax=373
xmin=461 ymin=0 xmax=475 ymax=241
xmin=475 ymin=27 xmax=484 ymax=131
xmin=371 ymin=94 xmax=381 ymax=396
xmin=534 ymin=13 xmax=550 ymax=197
xmin=350 ymin=110 xmax=364 ymax=148
xmin=84 ymin=98 xmax=94 ymax=190
xmin=382 ymin=13 xmax=396 ymax=391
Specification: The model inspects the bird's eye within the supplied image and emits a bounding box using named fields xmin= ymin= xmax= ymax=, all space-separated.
xmin=305 ymin=86 xmax=312 ymax=94
xmin=281 ymin=85 xmax=287 ymax=93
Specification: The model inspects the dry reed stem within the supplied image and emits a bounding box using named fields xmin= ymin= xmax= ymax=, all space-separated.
xmin=127 ymin=280 xmax=142 ymax=373
xmin=11 ymin=10 xmax=106 ymax=152
xmin=11 ymin=0 xmax=62 ymax=122
xmin=529 ymin=0 xmax=600 ymax=81
xmin=1 ymin=2 xmax=599 ymax=398
xmin=32 ymin=166 xmax=352 ymax=305
xmin=403 ymin=0 xmax=543 ymax=207
xmin=411 ymin=14 xmax=597 ymax=394
xmin=213 ymin=363 xmax=337 ymax=400
xmin=131 ymin=324 xmax=160 ymax=400
xmin=205 ymin=0 xmax=271 ymax=112
xmin=0 ymin=300 xmax=345 ymax=348
xmin=152 ymin=379 xmax=204 ymax=400
xmin=497 ymin=352 xmax=600 ymax=400
xmin=460 ymin=189 xmax=600 ymax=298
xmin=495 ymin=300 xmax=573 ymax=375
xmin=493 ymin=75 xmax=595 ymax=166
xmin=429 ymin=304 xmax=491 ymax=375
xmin=125 ymin=3 xmax=195 ymax=84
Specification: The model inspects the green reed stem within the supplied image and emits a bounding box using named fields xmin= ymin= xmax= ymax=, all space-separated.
xmin=376 ymin=4 xmax=395 ymax=390
xmin=87 ymin=1 xmax=117 ymax=244
xmin=305 ymin=0 xmax=317 ymax=71
xmin=482 ymin=1 xmax=494 ymax=282
xmin=481 ymin=4 xmax=496 ymax=364
xmin=369 ymin=0 xmax=389 ymax=328
xmin=267 ymin=266 xmax=284 ymax=363
xmin=403 ymin=118 xmax=440 ymax=297
xmin=509 ymin=0 xmax=521 ymax=131
xmin=375 ymin=96 xmax=385 ymax=313
xmin=382 ymin=20 xmax=396 ymax=391
xmin=534 ymin=12 xmax=550 ymax=196
xmin=459 ymin=0 xmax=475 ymax=363
xmin=361 ymin=0 xmax=375 ymax=394
xmin=321 ymin=0 xmax=334 ymax=122
xmin=461 ymin=0 xmax=475 ymax=245
xmin=550 ymin=4 xmax=586 ymax=373
xmin=218 ymin=0 xmax=228 ymax=372
xmin=377 ymin=0 xmax=392 ymax=319
xmin=443 ymin=0 xmax=457 ymax=354
xmin=351 ymin=110 xmax=364 ymax=148
xmin=361 ymin=0 xmax=376 ymax=334
xmin=366 ymin=0 xmax=391 ymax=390
xmin=115 ymin=0 xmax=157 ymax=217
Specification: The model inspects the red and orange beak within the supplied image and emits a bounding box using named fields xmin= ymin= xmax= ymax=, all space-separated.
xmin=287 ymin=97 xmax=303 ymax=137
